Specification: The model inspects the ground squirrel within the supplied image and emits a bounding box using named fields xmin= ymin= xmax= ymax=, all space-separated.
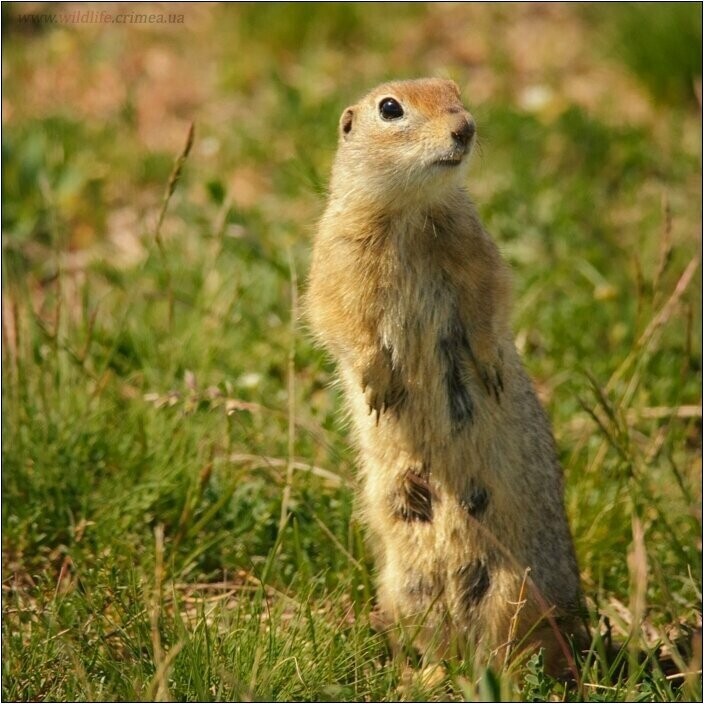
xmin=306 ymin=78 xmax=586 ymax=670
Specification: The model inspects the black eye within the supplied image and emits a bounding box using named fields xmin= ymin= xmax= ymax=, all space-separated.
xmin=379 ymin=97 xmax=404 ymax=120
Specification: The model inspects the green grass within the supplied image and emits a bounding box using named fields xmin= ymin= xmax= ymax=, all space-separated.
xmin=586 ymin=3 xmax=702 ymax=107
xmin=2 ymin=4 xmax=701 ymax=701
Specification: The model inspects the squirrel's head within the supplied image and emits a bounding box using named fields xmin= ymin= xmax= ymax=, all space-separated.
xmin=331 ymin=78 xmax=476 ymax=206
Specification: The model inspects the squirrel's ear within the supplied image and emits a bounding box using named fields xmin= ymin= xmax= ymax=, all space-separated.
xmin=339 ymin=107 xmax=354 ymax=139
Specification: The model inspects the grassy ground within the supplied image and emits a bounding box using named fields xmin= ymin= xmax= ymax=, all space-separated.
xmin=2 ymin=3 xmax=701 ymax=701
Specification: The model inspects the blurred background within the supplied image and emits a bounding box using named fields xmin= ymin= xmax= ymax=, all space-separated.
xmin=2 ymin=3 xmax=702 ymax=701
xmin=3 ymin=3 xmax=701 ymax=270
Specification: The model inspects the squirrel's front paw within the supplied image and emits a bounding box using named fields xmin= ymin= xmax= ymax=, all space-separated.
xmin=361 ymin=352 xmax=406 ymax=424
xmin=472 ymin=345 xmax=504 ymax=402
xmin=479 ymin=362 xmax=503 ymax=401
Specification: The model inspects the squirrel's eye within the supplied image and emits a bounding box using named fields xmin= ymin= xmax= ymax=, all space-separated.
xmin=379 ymin=97 xmax=404 ymax=120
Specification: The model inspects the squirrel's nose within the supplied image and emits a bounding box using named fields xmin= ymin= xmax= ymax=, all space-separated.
xmin=451 ymin=119 xmax=475 ymax=148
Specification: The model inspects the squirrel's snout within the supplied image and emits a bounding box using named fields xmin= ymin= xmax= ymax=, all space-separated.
xmin=451 ymin=119 xmax=476 ymax=149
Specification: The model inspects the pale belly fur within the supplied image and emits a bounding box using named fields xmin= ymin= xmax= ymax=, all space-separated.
xmin=339 ymin=272 xmax=582 ymax=661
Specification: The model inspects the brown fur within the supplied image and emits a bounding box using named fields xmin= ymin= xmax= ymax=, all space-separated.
xmin=306 ymin=78 xmax=586 ymax=669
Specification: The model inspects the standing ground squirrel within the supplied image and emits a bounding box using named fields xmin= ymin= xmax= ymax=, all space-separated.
xmin=306 ymin=78 xmax=586 ymax=670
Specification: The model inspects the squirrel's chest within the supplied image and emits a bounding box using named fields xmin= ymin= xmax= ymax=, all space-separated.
xmin=378 ymin=257 xmax=458 ymax=379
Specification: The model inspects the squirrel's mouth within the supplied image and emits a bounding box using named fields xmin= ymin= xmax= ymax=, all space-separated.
xmin=434 ymin=156 xmax=463 ymax=167
xmin=432 ymin=148 xmax=467 ymax=167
